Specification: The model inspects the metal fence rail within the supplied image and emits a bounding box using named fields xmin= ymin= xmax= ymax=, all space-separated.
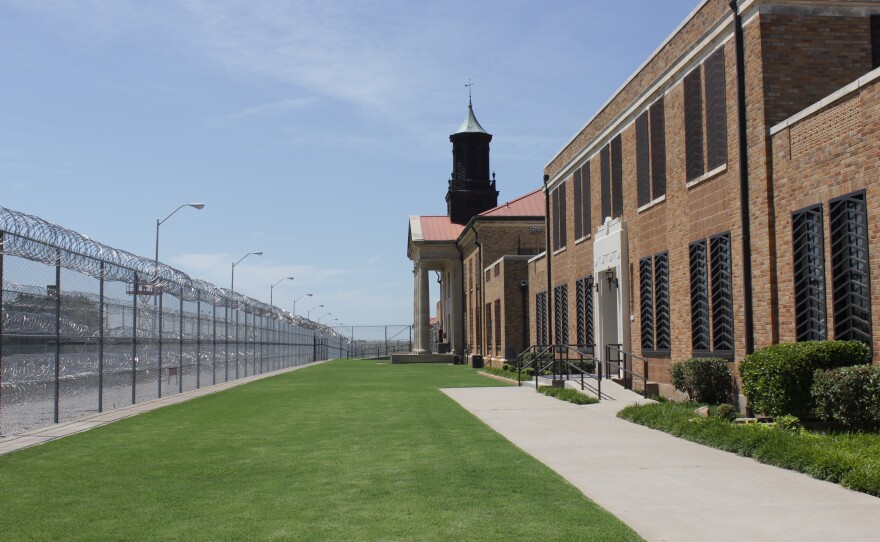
xmin=0 ymin=207 xmax=350 ymax=437
xmin=335 ymin=325 xmax=412 ymax=358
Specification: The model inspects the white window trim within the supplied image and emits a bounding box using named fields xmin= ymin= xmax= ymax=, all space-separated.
xmin=686 ymin=163 xmax=727 ymax=189
xmin=553 ymin=246 xmax=567 ymax=256
xmin=575 ymin=234 xmax=592 ymax=245
xmin=637 ymin=194 xmax=666 ymax=213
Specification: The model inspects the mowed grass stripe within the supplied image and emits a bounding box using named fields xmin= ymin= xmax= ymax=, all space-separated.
xmin=0 ymin=359 xmax=641 ymax=541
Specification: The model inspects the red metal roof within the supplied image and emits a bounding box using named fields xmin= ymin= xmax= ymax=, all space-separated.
xmin=419 ymin=216 xmax=465 ymax=241
xmin=479 ymin=188 xmax=544 ymax=217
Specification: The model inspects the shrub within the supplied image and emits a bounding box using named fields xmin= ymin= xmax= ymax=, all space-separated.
xmin=739 ymin=341 xmax=868 ymax=418
xmin=715 ymin=403 xmax=737 ymax=422
xmin=668 ymin=357 xmax=732 ymax=404
xmin=812 ymin=365 xmax=880 ymax=431
xmin=774 ymin=414 xmax=802 ymax=433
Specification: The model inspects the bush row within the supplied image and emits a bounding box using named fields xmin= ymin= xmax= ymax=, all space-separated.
xmin=667 ymin=340 xmax=879 ymax=430
xmin=739 ymin=340 xmax=869 ymax=419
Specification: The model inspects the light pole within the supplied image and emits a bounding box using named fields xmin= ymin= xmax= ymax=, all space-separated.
xmin=293 ymin=293 xmax=313 ymax=314
xmin=317 ymin=312 xmax=332 ymax=324
xmin=307 ymin=304 xmax=324 ymax=320
xmin=270 ymin=276 xmax=295 ymax=307
xmin=155 ymin=202 xmax=205 ymax=282
xmin=231 ymin=251 xmax=263 ymax=292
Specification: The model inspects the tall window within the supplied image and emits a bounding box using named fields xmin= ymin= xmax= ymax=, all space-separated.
xmin=636 ymin=98 xmax=666 ymax=207
xmin=689 ymin=233 xmax=733 ymax=357
xmin=685 ymin=48 xmax=727 ymax=182
xmin=573 ymin=162 xmax=591 ymax=240
xmin=552 ymin=183 xmax=568 ymax=251
xmin=792 ymin=205 xmax=826 ymax=341
xmin=554 ymin=284 xmax=569 ymax=344
xmin=575 ymin=275 xmax=594 ymax=347
xmin=829 ymin=191 xmax=872 ymax=347
xmin=535 ymin=291 xmax=548 ymax=345
xmin=494 ymin=299 xmax=502 ymax=354
xmin=485 ymin=303 xmax=493 ymax=353
xmin=639 ymin=252 xmax=671 ymax=355
xmin=600 ymin=135 xmax=623 ymax=221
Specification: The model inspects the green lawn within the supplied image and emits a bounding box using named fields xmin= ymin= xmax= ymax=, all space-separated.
xmin=0 ymin=359 xmax=640 ymax=541
xmin=619 ymin=401 xmax=880 ymax=497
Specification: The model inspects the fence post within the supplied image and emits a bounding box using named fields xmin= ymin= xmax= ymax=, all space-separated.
xmin=131 ymin=273 xmax=138 ymax=405
xmin=225 ymin=305 xmax=229 ymax=382
xmin=158 ymin=290 xmax=163 ymax=399
xmin=98 ymin=261 xmax=105 ymax=412
xmin=53 ymin=248 xmax=61 ymax=424
xmin=212 ymin=303 xmax=217 ymax=386
xmin=179 ymin=295 xmax=184 ymax=393
xmin=196 ymin=295 xmax=201 ymax=389
xmin=313 ymin=334 xmax=317 ymax=363
xmin=235 ymin=308 xmax=240 ymax=379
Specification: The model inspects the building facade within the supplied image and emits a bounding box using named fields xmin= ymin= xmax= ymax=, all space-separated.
xmin=531 ymin=0 xmax=880 ymax=396
xmin=407 ymin=102 xmax=544 ymax=359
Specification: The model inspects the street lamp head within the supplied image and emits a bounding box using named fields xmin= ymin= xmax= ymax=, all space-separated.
xmin=189 ymin=203 xmax=206 ymax=210
xmin=254 ymin=251 xmax=264 ymax=256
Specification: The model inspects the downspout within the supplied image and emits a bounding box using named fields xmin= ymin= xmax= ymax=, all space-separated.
xmin=730 ymin=0 xmax=755 ymax=355
xmin=543 ymin=174 xmax=552 ymax=345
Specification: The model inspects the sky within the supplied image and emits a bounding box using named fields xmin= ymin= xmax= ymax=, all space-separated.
xmin=0 ymin=0 xmax=701 ymax=326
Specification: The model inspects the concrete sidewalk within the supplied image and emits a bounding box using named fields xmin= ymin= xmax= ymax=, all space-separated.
xmin=0 ymin=360 xmax=329 ymax=456
xmin=443 ymin=385 xmax=880 ymax=542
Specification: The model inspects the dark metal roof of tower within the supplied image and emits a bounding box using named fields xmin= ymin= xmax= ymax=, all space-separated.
xmin=453 ymin=102 xmax=489 ymax=135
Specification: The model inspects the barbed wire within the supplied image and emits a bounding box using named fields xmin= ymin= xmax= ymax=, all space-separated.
xmin=0 ymin=207 xmax=348 ymax=341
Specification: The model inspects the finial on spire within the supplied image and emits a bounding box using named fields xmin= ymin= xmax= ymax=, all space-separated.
xmin=465 ymin=78 xmax=474 ymax=107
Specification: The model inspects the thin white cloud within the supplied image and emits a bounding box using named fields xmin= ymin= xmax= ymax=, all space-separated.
xmin=224 ymin=97 xmax=318 ymax=121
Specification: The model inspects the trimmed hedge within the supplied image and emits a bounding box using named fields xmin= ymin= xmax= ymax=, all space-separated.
xmin=812 ymin=365 xmax=880 ymax=431
xmin=739 ymin=341 xmax=869 ymax=418
xmin=669 ymin=357 xmax=732 ymax=404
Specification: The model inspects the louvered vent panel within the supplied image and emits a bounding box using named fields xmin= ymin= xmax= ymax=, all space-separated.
xmin=640 ymin=257 xmax=655 ymax=350
xmin=654 ymin=252 xmax=671 ymax=351
xmin=830 ymin=193 xmax=872 ymax=347
xmin=792 ymin=206 xmax=827 ymax=341
xmin=576 ymin=278 xmax=586 ymax=345
xmin=690 ymin=240 xmax=711 ymax=351
xmin=584 ymin=276 xmax=594 ymax=347
xmin=710 ymin=233 xmax=734 ymax=353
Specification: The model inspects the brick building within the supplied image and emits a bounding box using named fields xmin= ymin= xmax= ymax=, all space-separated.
xmin=531 ymin=0 xmax=880 ymax=396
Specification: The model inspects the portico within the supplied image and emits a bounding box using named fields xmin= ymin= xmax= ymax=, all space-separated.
xmin=408 ymin=216 xmax=464 ymax=354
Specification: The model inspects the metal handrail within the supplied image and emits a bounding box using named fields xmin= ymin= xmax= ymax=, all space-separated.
xmin=514 ymin=343 xmax=610 ymax=400
xmin=603 ymin=343 xmax=650 ymax=398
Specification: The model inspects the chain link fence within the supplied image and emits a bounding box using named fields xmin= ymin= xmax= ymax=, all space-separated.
xmin=334 ymin=325 xmax=412 ymax=358
xmin=0 ymin=207 xmax=350 ymax=438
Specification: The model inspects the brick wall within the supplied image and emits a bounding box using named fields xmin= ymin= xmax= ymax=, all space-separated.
xmin=535 ymin=3 xmax=880 ymax=394
xmin=771 ymin=75 xmax=880 ymax=362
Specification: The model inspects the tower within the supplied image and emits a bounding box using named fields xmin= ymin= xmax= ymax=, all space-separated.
xmin=445 ymin=99 xmax=498 ymax=225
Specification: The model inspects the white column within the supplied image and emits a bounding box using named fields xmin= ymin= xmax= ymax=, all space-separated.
xmin=449 ymin=261 xmax=463 ymax=355
xmin=417 ymin=263 xmax=431 ymax=353
xmin=412 ymin=264 xmax=420 ymax=352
